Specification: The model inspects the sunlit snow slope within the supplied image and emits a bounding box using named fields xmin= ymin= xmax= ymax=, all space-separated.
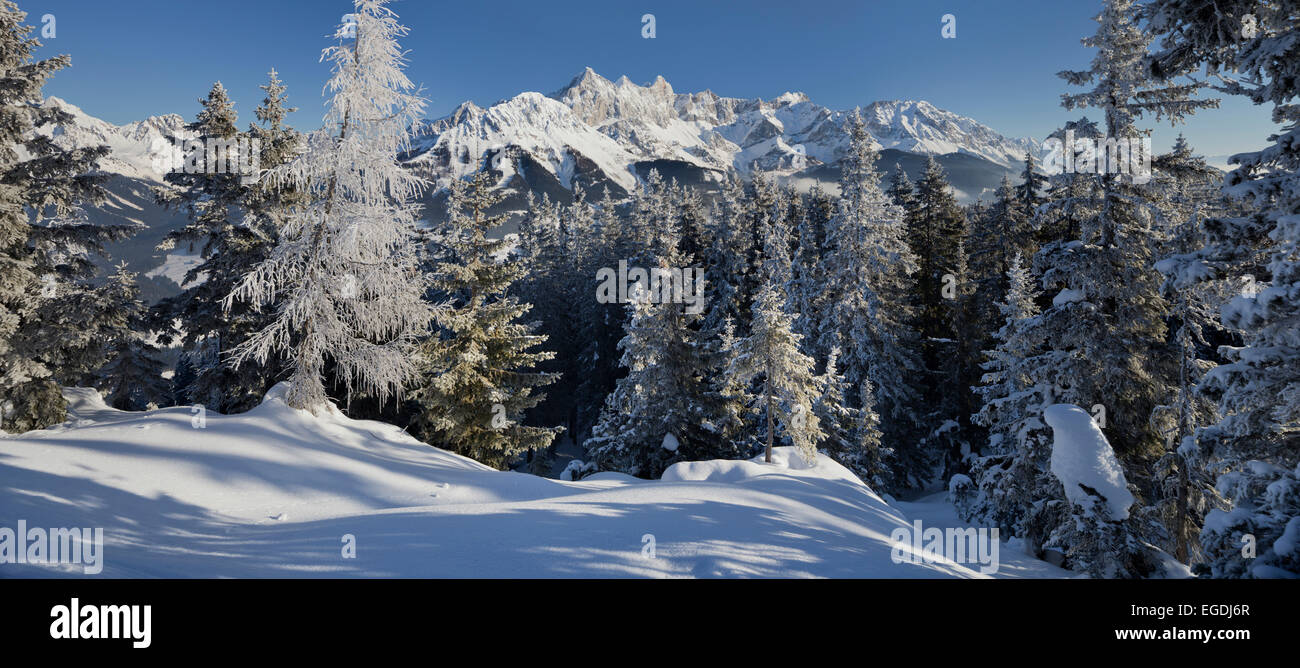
xmin=0 ymin=384 xmax=1056 ymax=578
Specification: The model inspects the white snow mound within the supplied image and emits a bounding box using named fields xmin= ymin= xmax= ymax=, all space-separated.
xmin=662 ymin=447 xmax=824 ymax=483
xmin=1043 ymin=404 xmax=1135 ymax=521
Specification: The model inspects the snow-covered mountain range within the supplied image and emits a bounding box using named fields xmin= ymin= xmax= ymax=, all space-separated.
xmin=404 ymin=68 xmax=1039 ymax=198
xmin=32 ymin=71 xmax=1037 ymax=300
xmin=32 ymin=97 xmax=194 ymax=302
xmin=36 ymin=96 xmax=191 ymax=182
xmin=37 ymin=69 xmax=1038 ymax=196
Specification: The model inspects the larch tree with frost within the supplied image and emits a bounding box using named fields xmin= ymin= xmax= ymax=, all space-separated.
xmin=1147 ymin=0 xmax=1300 ymax=577
xmin=226 ymin=0 xmax=432 ymax=413
xmin=817 ymin=109 xmax=924 ymax=488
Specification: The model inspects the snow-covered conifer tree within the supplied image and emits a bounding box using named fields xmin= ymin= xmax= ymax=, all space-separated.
xmin=908 ymin=156 xmax=969 ymax=351
xmin=701 ymin=174 xmax=752 ymax=336
xmin=1030 ymin=0 xmax=1216 ymax=461
xmin=1017 ymin=151 xmax=1048 ymax=223
xmin=410 ymin=173 xmax=561 ymax=469
xmin=814 ymin=347 xmax=885 ymax=486
xmin=93 ymin=264 xmax=169 ymax=411
xmin=1147 ymin=0 xmax=1300 ymax=576
xmin=790 ymin=184 xmax=831 ymax=364
xmin=0 ymin=1 xmax=126 ymax=431
xmin=817 ymin=110 xmax=925 ymax=488
xmin=158 ymin=72 xmax=303 ymax=412
xmin=729 ymin=278 xmax=823 ymax=464
xmin=963 ymin=254 xmax=1052 ymax=533
xmin=886 ymin=164 xmax=915 ymax=210
xmin=226 ymin=0 xmax=432 ymax=412
xmin=573 ymin=188 xmax=629 ymax=433
xmin=1148 ymin=136 xmax=1233 ymax=562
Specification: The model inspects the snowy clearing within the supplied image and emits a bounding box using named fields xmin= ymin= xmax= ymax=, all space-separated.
xmin=0 ymin=384 xmax=1059 ymax=578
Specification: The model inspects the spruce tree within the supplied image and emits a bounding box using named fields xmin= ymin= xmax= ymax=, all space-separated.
xmin=1035 ymin=119 xmax=1105 ymax=250
xmin=94 ymin=264 xmax=169 ymax=411
xmin=814 ymin=347 xmax=886 ymax=487
xmin=1017 ymin=151 xmax=1048 ymax=222
xmin=584 ymin=282 xmax=712 ymax=477
xmin=1147 ymin=0 xmax=1300 ymax=576
xmin=573 ymin=187 xmax=629 ymax=435
xmin=1031 ymin=0 xmax=1216 ymax=460
xmin=906 ymin=157 xmax=974 ymax=472
xmin=993 ymin=0 xmax=1218 ymax=576
xmin=515 ymin=190 xmax=575 ymax=438
xmin=156 ymin=73 xmax=302 ymax=413
xmin=1149 ymin=135 xmax=1233 ymax=563
xmin=585 ymin=192 xmax=727 ymax=476
xmin=817 ymin=110 xmax=925 ymax=488
xmin=886 ymin=164 xmax=916 ymax=210
xmin=411 ymin=173 xmax=561 ymax=469
xmin=790 ymin=184 xmax=831 ymax=364
xmin=963 ymin=253 xmax=1052 ymax=535
xmin=0 ymin=1 xmax=124 ymax=431
xmin=728 ymin=278 xmax=823 ymax=465
xmin=701 ymin=174 xmax=752 ymax=336
xmin=908 ymin=156 xmax=968 ymax=350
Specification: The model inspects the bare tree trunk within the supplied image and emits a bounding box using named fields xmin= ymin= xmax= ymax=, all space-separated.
xmin=1175 ymin=458 xmax=1190 ymax=562
xmin=764 ymin=361 xmax=774 ymax=464
xmin=1173 ymin=303 xmax=1191 ymax=563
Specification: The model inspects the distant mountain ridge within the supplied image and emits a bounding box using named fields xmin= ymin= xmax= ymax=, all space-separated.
xmin=33 ymin=71 xmax=1037 ymax=301
xmin=403 ymin=68 xmax=1038 ymax=202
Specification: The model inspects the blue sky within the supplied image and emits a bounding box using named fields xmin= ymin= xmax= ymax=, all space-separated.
xmin=32 ymin=0 xmax=1275 ymax=158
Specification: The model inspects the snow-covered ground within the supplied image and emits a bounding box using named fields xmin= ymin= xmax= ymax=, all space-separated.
xmin=0 ymin=385 xmax=1065 ymax=578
